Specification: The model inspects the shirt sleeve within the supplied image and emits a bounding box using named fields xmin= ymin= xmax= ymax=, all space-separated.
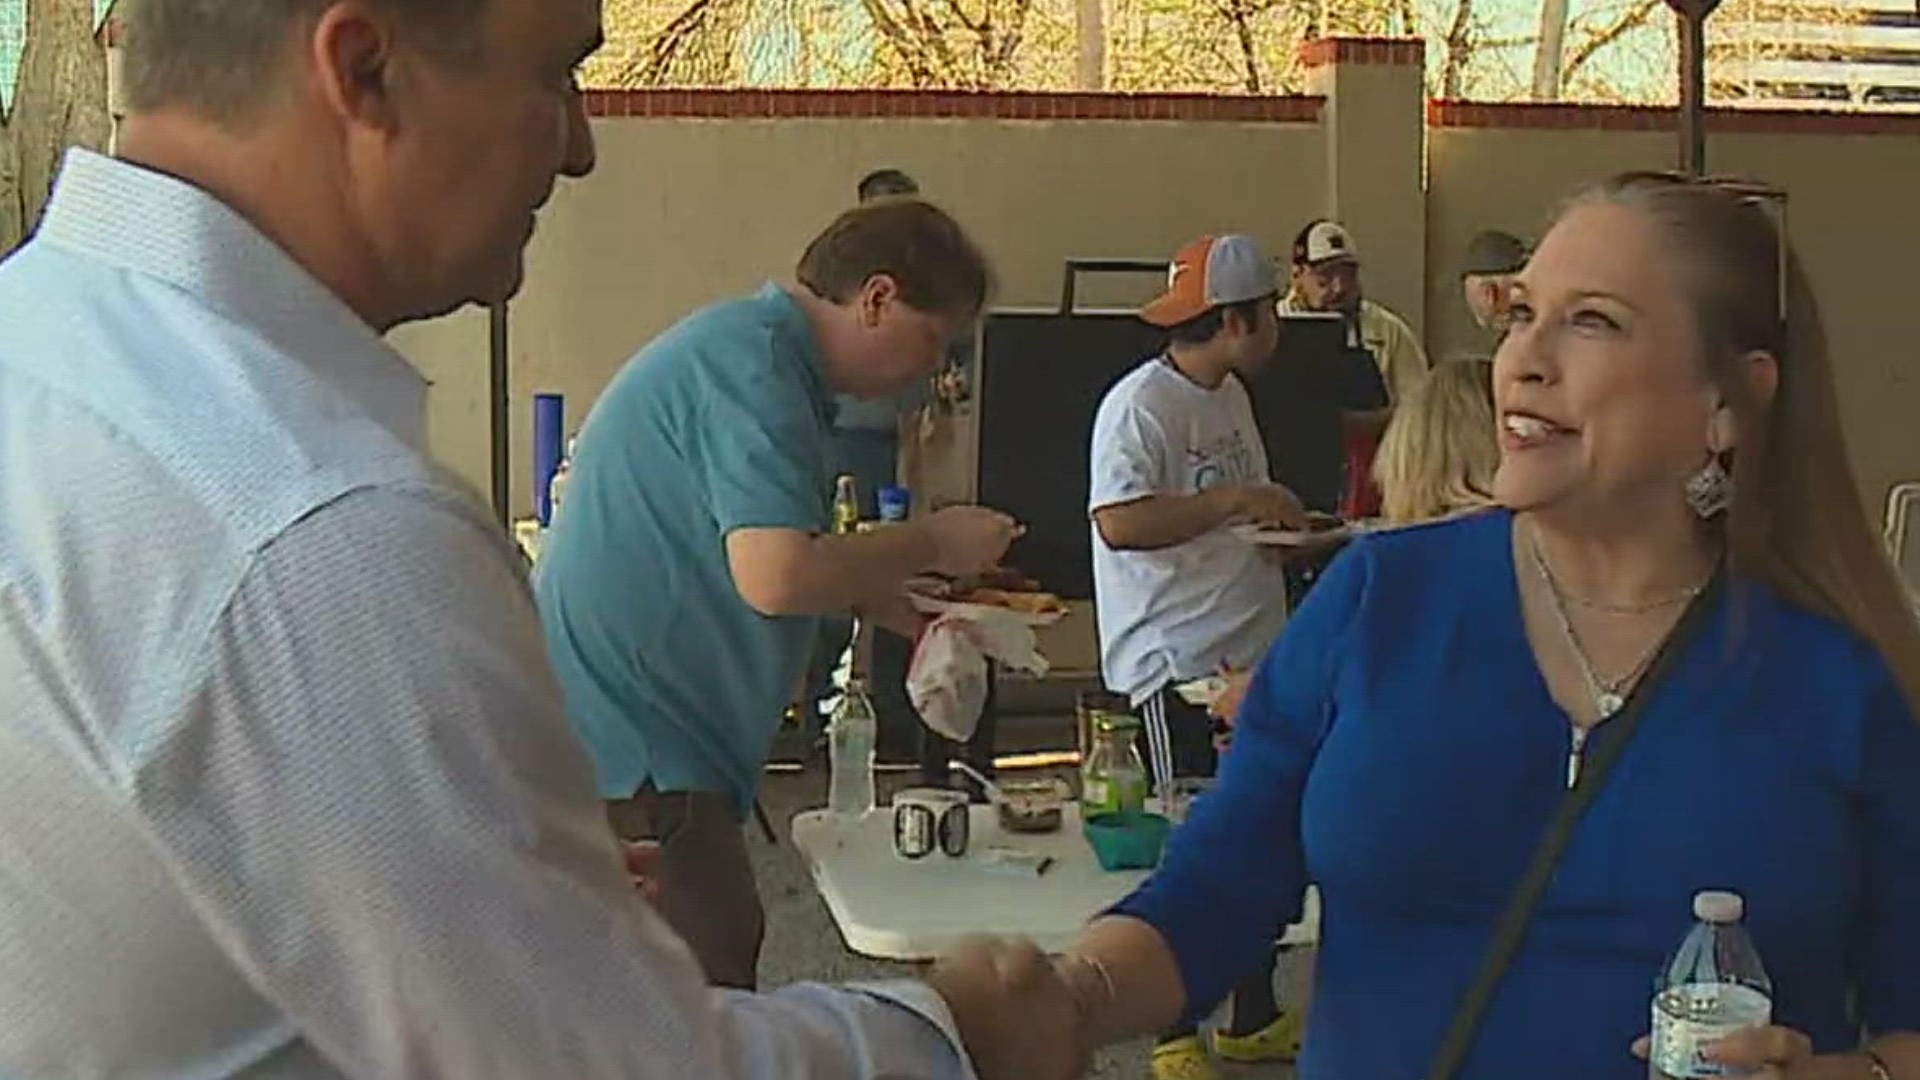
xmin=1852 ymin=666 xmax=1920 ymax=1036
xmin=1089 ymin=395 xmax=1168 ymax=514
xmin=126 ymin=485 xmax=972 ymax=1080
xmin=1376 ymin=309 xmax=1431 ymax=406
xmin=1108 ymin=539 xmax=1374 ymax=1023
xmin=693 ymin=351 xmax=827 ymax=537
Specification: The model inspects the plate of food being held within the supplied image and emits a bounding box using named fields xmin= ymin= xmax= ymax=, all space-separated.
xmin=905 ymin=565 xmax=1070 ymax=626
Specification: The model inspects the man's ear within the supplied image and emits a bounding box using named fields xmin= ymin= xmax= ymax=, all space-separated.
xmin=310 ymin=2 xmax=403 ymax=134
xmin=857 ymin=274 xmax=899 ymax=329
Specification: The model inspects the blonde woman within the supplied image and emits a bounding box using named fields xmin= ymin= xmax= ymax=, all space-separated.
xmin=972 ymin=172 xmax=1920 ymax=1080
xmin=1371 ymin=358 xmax=1499 ymax=526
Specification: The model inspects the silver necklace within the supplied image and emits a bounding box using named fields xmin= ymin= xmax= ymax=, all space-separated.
xmin=1527 ymin=533 xmax=1673 ymax=720
xmin=1556 ymin=577 xmax=1704 ymax=616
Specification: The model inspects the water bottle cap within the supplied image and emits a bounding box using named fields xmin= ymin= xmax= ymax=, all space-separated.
xmin=1693 ymin=890 xmax=1744 ymax=923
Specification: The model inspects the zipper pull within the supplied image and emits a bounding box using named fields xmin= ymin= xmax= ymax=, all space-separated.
xmin=1566 ymin=725 xmax=1590 ymax=790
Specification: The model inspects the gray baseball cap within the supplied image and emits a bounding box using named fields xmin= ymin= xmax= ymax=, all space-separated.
xmin=1462 ymin=230 xmax=1530 ymax=277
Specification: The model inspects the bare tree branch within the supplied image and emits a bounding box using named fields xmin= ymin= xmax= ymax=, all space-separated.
xmin=1560 ymin=0 xmax=1664 ymax=85
xmin=1441 ymin=0 xmax=1476 ymax=98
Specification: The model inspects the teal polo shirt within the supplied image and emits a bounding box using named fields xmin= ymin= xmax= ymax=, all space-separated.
xmin=535 ymin=284 xmax=833 ymax=816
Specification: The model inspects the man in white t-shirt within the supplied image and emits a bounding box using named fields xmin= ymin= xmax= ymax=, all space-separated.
xmin=1087 ymin=234 xmax=1306 ymax=1080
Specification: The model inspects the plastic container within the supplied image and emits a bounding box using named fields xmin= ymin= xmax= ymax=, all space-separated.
xmin=1649 ymin=890 xmax=1773 ymax=1079
xmin=1083 ymin=810 xmax=1171 ymax=871
xmin=827 ymin=678 xmax=877 ymax=817
xmin=877 ymin=484 xmax=912 ymax=522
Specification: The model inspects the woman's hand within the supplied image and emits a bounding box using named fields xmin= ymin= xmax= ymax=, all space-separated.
xmin=1209 ymin=669 xmax=1253 ymax=752
xmin=1631 ymin=1025 xmax=1871 ymax=1079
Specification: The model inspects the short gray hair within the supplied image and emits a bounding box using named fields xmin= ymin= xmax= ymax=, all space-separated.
xmin=119 ymin=0 xmax=489 ymax=125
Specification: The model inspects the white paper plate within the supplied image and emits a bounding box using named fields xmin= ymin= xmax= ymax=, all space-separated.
xmin=1230 ymin=523 xmax=1353 ymax=547
xmin=1173 ymin=676 xmax=1230 ymax=707
xmin=907 ymin=593 xmax=1066 ymax=627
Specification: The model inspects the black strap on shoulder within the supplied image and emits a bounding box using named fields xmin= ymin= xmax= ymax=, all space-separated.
xmin=1424 ymin=567 xmax=1726 ymax=1080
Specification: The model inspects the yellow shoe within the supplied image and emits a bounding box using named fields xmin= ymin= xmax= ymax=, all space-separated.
xmin=1212 ymin=1011 xmax=1305 ymax=1064
xmin=1149 ymin=1034 xmax=1222 ymax=1080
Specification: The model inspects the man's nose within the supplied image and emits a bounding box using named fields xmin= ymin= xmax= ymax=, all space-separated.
xmin=561 ymin=88 xmax=597 ymax=179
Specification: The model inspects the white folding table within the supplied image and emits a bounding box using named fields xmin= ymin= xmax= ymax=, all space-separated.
xmin=791 ymin=802 xmax=1320 ymax=962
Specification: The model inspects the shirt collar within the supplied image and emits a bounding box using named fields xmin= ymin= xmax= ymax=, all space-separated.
xmin=36 ymin=149 xmax=429 ymax=450
xmin=756 ymin=282 xmax=836 ymax=426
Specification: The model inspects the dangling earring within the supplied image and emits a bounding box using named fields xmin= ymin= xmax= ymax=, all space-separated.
xmin=1685 ymin=455 xmax=1733 ymax=519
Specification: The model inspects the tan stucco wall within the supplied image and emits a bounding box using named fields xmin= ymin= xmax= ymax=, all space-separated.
xmin=389 ymin=73 xmax=1920 ymax=529
xmin=390 ymin=115 xmax=1329 ymax=512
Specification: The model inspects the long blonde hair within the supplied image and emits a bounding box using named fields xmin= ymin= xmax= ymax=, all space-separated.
xmin=1573 ymin=172 xmax=1920 ymax=718
xmin=1373 ymin=358 xmax=1499 ymax=526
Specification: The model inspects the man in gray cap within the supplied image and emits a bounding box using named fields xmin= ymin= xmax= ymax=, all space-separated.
xmin=1460 ymin=229 xmax=1530 ymax=353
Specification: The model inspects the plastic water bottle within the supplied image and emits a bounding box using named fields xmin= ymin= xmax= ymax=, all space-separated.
xmin=826 ymin=677 xmax=877 ymax=817
xmin=1649 ymin=890 xmax=1773 ymax=1079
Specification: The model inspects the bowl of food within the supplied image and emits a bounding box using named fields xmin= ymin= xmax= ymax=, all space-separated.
xmin=994 ymin=777 xmax=1069 ymax=834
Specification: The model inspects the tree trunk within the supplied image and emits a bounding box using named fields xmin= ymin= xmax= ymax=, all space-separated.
xmin=1531 ymin=0 xmax=1570 ymax=99
xmin=1441 ymin=0 xmax=1475 ymax=98
xmin=3 ymin=0 xmax=110 ymax=253
xmin=1074 ymin=0 xmax=1104 ymax=89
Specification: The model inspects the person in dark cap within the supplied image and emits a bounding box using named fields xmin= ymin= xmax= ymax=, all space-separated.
xmin=1460 ymin=229 xmax=1530 ymax=352
xmin=857 ymin=168 xmax=921 ymax=202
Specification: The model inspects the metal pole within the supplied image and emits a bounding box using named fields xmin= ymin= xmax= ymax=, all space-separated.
xmin=488 ymin=301 xmax=511 ymax=528
xmin=1678 ymin=8 xmax=1707 ymax=174
xmin=1666 ymin=0 xmax=1722 ymax=176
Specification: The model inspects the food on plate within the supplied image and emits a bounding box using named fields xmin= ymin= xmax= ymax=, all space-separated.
xmin=908 ymin=566 xmax=1068 ymax=616
xmin=1305 ymin=511 xmax=1346 ymax=533
xmin=971 ymin=565 xmax=1043 ymax=593
xmin=955 ymin=588 xmax=1069 ymax=616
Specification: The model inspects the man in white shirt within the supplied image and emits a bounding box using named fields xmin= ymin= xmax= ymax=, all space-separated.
xmin=1087 ymin=235 xmax=1307 ymax=1080
xmin=0 ymin=3 xmax=1075 ymax=1079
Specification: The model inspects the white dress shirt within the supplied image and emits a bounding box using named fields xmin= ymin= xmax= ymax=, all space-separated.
xmin=0 ymin=148 xmax=974 ymax=1080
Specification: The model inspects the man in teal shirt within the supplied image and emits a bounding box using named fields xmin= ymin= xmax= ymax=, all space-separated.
xmin=535 ymin=199 xmax=1018 ymax=990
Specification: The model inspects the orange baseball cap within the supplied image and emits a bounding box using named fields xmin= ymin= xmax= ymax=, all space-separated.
xmin=1139 ymin=235 xmax=1278 ymax=328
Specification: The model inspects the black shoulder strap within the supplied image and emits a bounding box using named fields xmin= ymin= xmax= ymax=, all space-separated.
xmin=1424 ymin=567 xmax=1727 ymax=1080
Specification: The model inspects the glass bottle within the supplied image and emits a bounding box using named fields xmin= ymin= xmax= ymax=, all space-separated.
xmin=1080 ymin=711 xmax=1147 ymax=818
xmin=831 ymin=475 xmax=860 ymax=535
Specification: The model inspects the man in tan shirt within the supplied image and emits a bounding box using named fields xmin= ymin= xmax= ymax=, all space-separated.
xmin=1278 ymin=219 xmax=1429 ymax=411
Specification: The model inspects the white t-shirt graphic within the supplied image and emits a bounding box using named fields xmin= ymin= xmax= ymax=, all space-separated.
xmin=1088 ymin=358 xmax=1291 ymax=703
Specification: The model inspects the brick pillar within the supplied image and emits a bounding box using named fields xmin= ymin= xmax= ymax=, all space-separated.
xmin=1298 ymin=36 xmax=1429 ymax=340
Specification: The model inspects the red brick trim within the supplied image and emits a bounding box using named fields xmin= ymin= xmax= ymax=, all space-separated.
xmin=1427 ymin=99 xmax=1920 ymax=136
xmin=1297 ymin=36 xmax=1426 ymax=69
xmin=582 ymin=89 xmax=1324 ymax=123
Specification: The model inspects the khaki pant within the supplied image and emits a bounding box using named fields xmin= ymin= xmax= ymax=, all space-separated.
xmin=608 ymin=788 xmax=765 ymax=991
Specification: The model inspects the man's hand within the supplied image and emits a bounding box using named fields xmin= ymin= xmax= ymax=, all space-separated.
xmin=1224 ymin=484 xmax=1308 ymax=530
xmin=922 ymin=507 xmax=1023 ymax=578
xmin=926 ymin=936 xmax=1087 ymax=1080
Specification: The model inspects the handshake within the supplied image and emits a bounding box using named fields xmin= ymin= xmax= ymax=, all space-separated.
xmin=922 ymin=936 xmax=1109 ymax=1080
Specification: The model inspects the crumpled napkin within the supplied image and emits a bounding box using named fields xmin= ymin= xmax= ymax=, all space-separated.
xmin=906 ymin=610 xmax=1049 ymax=741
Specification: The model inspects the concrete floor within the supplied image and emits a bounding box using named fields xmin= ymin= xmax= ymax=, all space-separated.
xmin=750 ymin=718 xmax=1309 ymax=1079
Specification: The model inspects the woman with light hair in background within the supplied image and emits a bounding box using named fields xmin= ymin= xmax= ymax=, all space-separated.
xmin=976 ymin=171 xmax=1920 ymax=1079
xmin=1371 ymin=357 xmax=1499 ymax=527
